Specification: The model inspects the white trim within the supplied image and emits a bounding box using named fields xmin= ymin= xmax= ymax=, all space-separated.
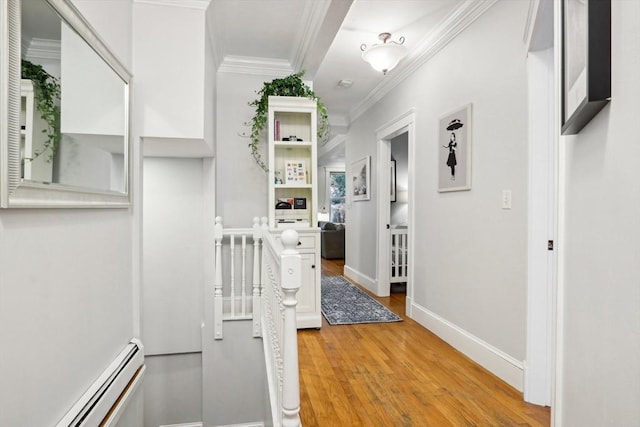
xmin=217 ymin=55 xmax=293 ymax=76
xmin=291 ymin=0 xmax=331 ymax=72
xmin=343 ymin=265 xmax=377 ymax=295
xmin=411 ymin=301 xmax=524 ymax=391
xmin=318 ymin=133 xmax=345 ymax=155
xmin=523 ymin=0 xmax=539 ymax=46
xmin=375 ymin=110 xmax=416 ymax=297
xmin=23 ymin=38 xmax=61 ymax=61
xmin=376 ymin=140 xmax=391 ymax=297
xmin=163 ymin=423 xmax=264 ymax=427
xmin=525 ymin=47 xmax=555 ymax=406
xmin=552 ymin=1 xmax=564 ymax=424
xmin=133 ymin=0 xmax=210 ymax=10
xmin=213 ymin=423 xmax=265 ymax=427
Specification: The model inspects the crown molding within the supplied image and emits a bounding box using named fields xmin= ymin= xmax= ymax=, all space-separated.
xmin=349 ymin=0 xmax=498 ymax=123
xmin=205 ymin=7 xmax=222 ymax=72
xmin=523 ymin=0 xmax=538 ymax=46
xmin=291 ymin=0 xmax=331 ymax=73
xmin=213 ymin=0 xmax=331 ymax=77
xmin=217 ymin=55 xmax=294 ymax=77
xmin=133 ymin=0 xmax=210 ymax=10
xmin=23 ymin=38 xmax=61 ymax=61
xmin=319 ymin=133 xmax=345 ymax=153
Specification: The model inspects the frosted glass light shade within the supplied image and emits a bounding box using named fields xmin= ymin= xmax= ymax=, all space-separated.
xmin=360 ymin=33 xmax=407 ymax=75
xmin=361 ymin=44 xmax=406 ymax=74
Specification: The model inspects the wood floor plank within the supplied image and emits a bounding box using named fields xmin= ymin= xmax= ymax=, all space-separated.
xmin=297 ymin=259 xmax=550 ymax=426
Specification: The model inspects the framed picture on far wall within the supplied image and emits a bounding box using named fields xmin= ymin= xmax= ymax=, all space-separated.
xmin=438 ymin=103 xmax=472 ymax=192
xmin=351 ymin=156 xmax=370 ymax=201
xmin=561 ymin=0 xmax=611 ymax=135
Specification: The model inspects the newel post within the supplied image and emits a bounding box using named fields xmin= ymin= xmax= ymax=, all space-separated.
xmin=213 ymin=216 xmax=224 ymax=340
xmin=280 ymin=229 xmax=301 ymax=427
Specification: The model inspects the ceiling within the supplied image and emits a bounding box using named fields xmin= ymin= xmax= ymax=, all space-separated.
xmin=208 ymin=0 xmax=478 ymax=164
xmin=23 ymin=0 xmax=495 ymax=163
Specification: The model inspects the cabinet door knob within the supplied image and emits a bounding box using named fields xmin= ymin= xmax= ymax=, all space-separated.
xmin=311 ymin=265 xmax=315 ymax=269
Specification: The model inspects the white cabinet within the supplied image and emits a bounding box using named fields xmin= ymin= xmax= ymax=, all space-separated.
xmin=20 ymin=79 xmax=53 ymax=183
xmin=294 ymin=230 xmax=321 ymax=329
xmin=268 ymin=96 xmax=321 ymax=328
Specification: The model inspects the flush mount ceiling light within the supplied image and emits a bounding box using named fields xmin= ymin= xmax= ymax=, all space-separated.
xmin=360 ymin=32 xmax=407 ymax=75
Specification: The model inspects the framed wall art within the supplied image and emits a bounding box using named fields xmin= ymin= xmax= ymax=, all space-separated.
xmin=561 ymin=0 xmax=611 ymax=135
xmin=438 ymin=103 xmax=472 ymax=192
xmin=351 ymin=156 xmax=370 ymax=201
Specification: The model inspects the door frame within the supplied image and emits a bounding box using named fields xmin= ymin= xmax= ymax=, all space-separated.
xmin=375 ymin=109 xmax=415 ymax=301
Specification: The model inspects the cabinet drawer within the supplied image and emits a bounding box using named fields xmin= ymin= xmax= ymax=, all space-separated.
xmin=295 ymin=235 xmax=317 ymax=249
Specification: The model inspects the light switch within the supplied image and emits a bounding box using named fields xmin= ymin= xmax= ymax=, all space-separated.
xmin=502 ymin=190 xmax=512 ymax=209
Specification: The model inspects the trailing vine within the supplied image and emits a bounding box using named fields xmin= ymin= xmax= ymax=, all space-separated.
xmin=21 ymin=59 xmax=61 ymax=162
xmin=248 ymin=71 xmax=329 ymax=171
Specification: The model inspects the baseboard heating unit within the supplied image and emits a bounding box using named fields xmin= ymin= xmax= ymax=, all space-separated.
xmin=56 ymin=339 xmax=145 ymax=427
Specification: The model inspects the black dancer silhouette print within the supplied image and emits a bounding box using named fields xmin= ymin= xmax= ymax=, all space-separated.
xmin=443 ymin=118 xmax=463 ymax=181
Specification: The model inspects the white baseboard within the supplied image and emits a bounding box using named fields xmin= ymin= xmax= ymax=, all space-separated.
xmin=160 ymin=423 xmax=203 ymax=427
xmin=343 ymin=265 xmax=377 ymax=294
xmin=410 ymin=300 xmax=524 ymax=391
xmin=169 ymin=422 xmax=263 ymax=427
xmin=213 ymin=423 xmax=264 ymax=427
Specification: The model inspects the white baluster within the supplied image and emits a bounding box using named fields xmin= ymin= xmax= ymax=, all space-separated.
xmin=230 ymin=235 xmax=235 ymax=317
xmin=402 ymin=233 xmax=407 ymax=279
xmin=252 ymin=217 xmax=262 ymax=337
xmin=214 ymin=216 xmax=224 ymax=340
xmin=241 ymin=234 xmax=247 ymax=316
xmin=279 ymin=229 xmax=301 ymax=427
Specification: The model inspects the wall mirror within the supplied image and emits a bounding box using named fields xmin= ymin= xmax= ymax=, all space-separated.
xmin=1 ymin=0 xmax=130 ymax=208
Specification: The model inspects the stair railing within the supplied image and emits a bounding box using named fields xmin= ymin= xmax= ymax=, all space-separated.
xmin=260 ymin=223 xmax=301 ymax=427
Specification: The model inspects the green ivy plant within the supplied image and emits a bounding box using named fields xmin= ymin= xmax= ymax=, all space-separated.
xmin=248 ymin=71 xmax=329 ymax=171
xmin=21 ymin=59 xmax=61 ymax=162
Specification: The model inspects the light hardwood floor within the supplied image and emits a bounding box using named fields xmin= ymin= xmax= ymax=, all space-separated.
xmin=297 ymin=258 xmax=550 ymax=426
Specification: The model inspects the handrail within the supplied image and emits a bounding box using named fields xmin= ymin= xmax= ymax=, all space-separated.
xmin=260 ymin=223 xmax=301 ymax=427
xmin=212 ymin=216 xmax=302 ymax=426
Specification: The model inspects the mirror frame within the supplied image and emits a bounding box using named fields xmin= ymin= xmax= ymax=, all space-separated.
xmin=1 ymin=0 xmax=131 ymax=208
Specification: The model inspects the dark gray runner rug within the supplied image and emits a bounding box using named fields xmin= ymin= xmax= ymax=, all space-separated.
xmin=321 ymin=275 xmax=402 ymax=325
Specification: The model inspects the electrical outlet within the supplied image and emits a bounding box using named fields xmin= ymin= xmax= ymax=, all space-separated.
xmin=502 ymin=190 xmax=512 ymax=209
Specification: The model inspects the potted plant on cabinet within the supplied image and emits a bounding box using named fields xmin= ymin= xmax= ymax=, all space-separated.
xmin=248 ymin=71 xmax=329 ymax=171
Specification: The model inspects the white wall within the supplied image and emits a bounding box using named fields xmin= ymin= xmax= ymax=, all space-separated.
xmin=143 ymin=158 xmax=205 ymax=356
xmin=215 ymin=72 xmax=276 ymax=227
xmin=133 ymin=2 xmax=207 ymax=143
xmin=558 ymin=1 xmax=640 ymax=425
xmin=345 ymin=0 xmax=529 ymax=386
xmin=144 ymin=353 xmax=203 ymax=427
xmin=203 ymin=321 xmax=270 ymax=427
xmin=0 ymin=0 xmax=139 ymax=425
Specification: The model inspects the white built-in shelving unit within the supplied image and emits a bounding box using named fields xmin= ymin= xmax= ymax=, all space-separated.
xmin=267 ymin=96 xmax=321 ymax=329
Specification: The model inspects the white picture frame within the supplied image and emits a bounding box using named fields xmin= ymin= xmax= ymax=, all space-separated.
xmin=351 ymin=156 xmax=370 ymax=201
xmin=438 ymin=103 xmax=472 ymax=192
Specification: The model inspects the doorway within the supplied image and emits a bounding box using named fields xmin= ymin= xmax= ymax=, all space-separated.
xmin=375 ymin=110 xmax=415 ymax=307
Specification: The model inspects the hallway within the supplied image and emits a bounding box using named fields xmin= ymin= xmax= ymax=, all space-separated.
xmin=297 ymin=259 xmax=550 ymax=426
